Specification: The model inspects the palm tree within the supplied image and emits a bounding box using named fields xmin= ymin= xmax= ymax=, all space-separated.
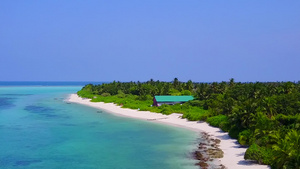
xmin=186 ymin=80 xmax=193 ymax=92
xmin=272 ymin=130 xmax=300 ymax=169
xmin=173 ymin=77 xmax=180 ymax=90
xmin=229 ymin=78 xmax=235 ymax=88
xmin=261 ymin=97 xmax=277 ymax=118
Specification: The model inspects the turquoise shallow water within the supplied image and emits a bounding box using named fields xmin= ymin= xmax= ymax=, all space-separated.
xmin=0 ymin=86 xmax=198 ymax=169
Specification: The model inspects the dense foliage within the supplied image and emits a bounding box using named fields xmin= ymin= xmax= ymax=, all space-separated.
xmin=78 ymin=78 xmax=300 ymax=169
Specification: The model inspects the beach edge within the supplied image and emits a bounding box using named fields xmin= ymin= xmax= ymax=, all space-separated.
xmin=66 ymin=94 xmax=270 ymax=169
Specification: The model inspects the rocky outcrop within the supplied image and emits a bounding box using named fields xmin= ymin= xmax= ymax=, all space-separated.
xmin=193 ymin=132 xmax=226 ymax=169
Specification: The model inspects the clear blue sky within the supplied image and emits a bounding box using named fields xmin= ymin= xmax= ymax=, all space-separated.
xmin=1 ymin=1 xmax=299 ymax=82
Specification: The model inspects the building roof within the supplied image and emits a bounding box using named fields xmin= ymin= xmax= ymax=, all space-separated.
xmin=154 ymin=95 xmax=194 ymax=102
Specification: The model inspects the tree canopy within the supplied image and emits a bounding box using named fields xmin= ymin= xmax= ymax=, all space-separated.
xmin=78 ymin=78 xmax=300 ymax=169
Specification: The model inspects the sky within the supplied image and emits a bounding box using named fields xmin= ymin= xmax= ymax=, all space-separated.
xmin=0 ymin=1 xmax=299 ymax=82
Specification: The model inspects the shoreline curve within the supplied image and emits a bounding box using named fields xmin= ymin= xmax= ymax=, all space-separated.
xmin=67 ymin=94 xmax=270 ymax=169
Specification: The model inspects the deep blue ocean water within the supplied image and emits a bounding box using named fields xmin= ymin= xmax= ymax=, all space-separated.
xmin=0 ymin=83 xmax=198 ymax=169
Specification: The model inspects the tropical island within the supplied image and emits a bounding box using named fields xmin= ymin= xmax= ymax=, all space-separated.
xmin=74 ymin=78 xmax=300 ymax=169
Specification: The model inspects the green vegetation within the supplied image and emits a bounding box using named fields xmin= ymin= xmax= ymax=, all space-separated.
xmin=78 ymin=78 xmax=300 ymax=169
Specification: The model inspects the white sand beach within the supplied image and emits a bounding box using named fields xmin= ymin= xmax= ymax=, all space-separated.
xmin=67 ymin=94 xmax=270 ymax=169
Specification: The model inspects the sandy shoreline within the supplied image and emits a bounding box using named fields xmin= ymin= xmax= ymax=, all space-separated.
xmin=67 ymin=94 xmax=270 ymax=169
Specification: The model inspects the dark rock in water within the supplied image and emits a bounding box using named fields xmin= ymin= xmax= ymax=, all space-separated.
xmin=213 ymin=164 xmax=227 ymax=169
xmin=220 ymin=164 xmax=226 ymax=169
xmin=194 ymin=132 xmax=225 ymax=168
xmin=194 ymin=151 xmax=203 ymax=160
xmin=207 ymin=148 xmax=224 ymax=158
xmin=24 ymin=105 xmax=69 ymax=119
xmin=197 ymin=161 xmax=208 ymax=169
xmin=24 ymin=105 xmax=54 ymax=113
xmin=0 ymin=97 xmax=16 ymax=110
xmin=14 ymin=159 xmax=42 ymax=166
xmin=201 ymin=146 xmax=207 ymax=150
xmin=215 ymin=139 xmax=221 ymax=144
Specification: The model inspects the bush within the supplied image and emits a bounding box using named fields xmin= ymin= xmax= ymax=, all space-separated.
xmin=186 ymin=100 xmax=205 ymax=107
xmin=182 ymin=112 xmax=201 ymax=121
xmin=238 ymin=129 xmax=252 ymax=146
xmin=139 ymin=106 xmax=152 ymax=111
xmin=275 ymin=114 xmax=300 ymax=126
xmin=138 ymin=94 xmax=152 ymax=101
xmin=101 ymin=93 xmax=111 ymax=97
xmin=181 ymin=90 xmax=192 ymax=95
xmin=182 ymin=110 xmax=210 ymax=121
xmin=77 ymin=90 xmax=94 ymax=99
xmin=116 ymin=90 xmax=126 ymax=98
xmin=244 ymin=143 xmax=273 ymax=165
xmin=207 ymin=115 xmax=228 ymax=127
xmin=169 ymin=89 xmax=181 ymax=96
xmin=219 ymin=121 xmax=231 ymax=132
xmin=159 ymin=104 xmax=173 ymax=115
xmin=228 ymin=126 xmax=242 ymax=139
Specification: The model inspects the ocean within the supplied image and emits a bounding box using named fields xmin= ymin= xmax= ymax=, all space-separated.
xmin=0 ymin=83 xmax=198 ymax=169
